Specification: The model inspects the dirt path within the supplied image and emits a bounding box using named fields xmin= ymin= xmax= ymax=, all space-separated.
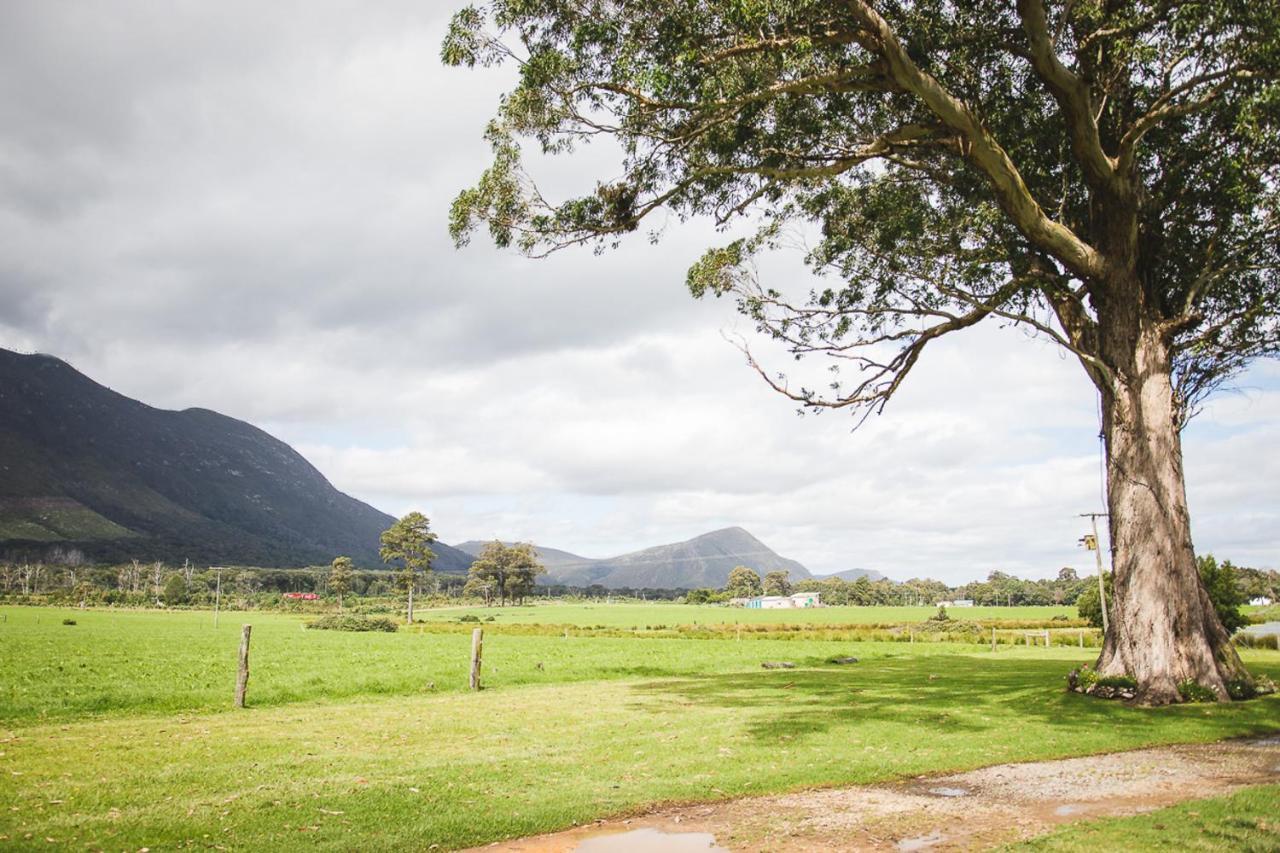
xmin=473 ymin=736 xmax=1280 ymax=852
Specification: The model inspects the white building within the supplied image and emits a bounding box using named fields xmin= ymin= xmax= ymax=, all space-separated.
xmin=1250 ymin=596 xmax=1274 ymax=606
xmin=746 ymin=592 xmax=822 ymax=609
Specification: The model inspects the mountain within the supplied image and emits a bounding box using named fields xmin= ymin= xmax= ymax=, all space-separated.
xmin=815 ymin=568 xmax=886 ymax=582
xmin=459 ymin=527 xmax=812 ymax=589
xmin=0 ymin=349 xmax=472 ymax=570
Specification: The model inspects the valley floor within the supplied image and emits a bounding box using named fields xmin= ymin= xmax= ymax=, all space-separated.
xmin=1 ymin=605 xmax=1277 ymax=850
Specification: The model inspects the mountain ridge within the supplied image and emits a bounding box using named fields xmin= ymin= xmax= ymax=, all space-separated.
xmin=0 ymin=348 xmax=472 ymax=570
xmin=814 ymin=567 xmax=886 ymax=582
xmin=455 ymin=527 xmax=813 ymax=589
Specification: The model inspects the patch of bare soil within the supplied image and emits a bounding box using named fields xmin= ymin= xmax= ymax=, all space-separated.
xmin=472 ymin=737 xmax=1280 ymax=852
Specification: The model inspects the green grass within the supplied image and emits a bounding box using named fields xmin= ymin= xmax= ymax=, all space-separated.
xmin=2 ymin=653 xmax=1277 ymax=850
xmin=1017 ymin=784 xmax=1280 ymax=851
xmin=417 ymin=601 xmax=1079 ymax=627
xmin=1 ymin=606 xmax=1042 ymax=721
xmin=1 ymin=605 xmax=1277 ymax=851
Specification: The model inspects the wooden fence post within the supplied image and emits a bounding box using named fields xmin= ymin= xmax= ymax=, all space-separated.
xmin=1079 ymin=629 xmax=1084 ymax=648
xmin=234 ymin=624 xmax=252 ymax=708
xmin=991 ymin=627 xmax=997 ymax=652
xmin=470 ymin=628 xmax=484 ymax=691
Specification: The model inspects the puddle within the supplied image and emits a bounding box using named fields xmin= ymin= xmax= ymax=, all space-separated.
xmin=573 ymin=828 xmax=726 ymax=852
xmin=926 ymin=786 xmax=969 ymax=798
xmin=897 ymin=831 xmax=946 ymax=851
xmin=1249 ymin=735 xmax=1280 ymax=747
xmin=1054 ymin=803 xmax=1089 ymax=816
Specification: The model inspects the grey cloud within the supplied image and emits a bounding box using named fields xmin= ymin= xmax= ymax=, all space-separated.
xmin=0 ymin=1 xmax=1275 ymax=581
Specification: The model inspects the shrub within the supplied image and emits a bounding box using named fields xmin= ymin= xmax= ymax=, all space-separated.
xmin=927 ymin=605 xmax=951 ymax=622
xmin=1197 ymin=555 xmax=1248 ymax=633
xmin=1071 ymin=665 xmax=1098 ymax=690
xmin=306 ymin=615 xmax=398 ymax=632
xmin=1177 ymin=679 xmax=1219 ymax=703
xmin=1233 ymin=632 xmax=1279 ymax=651
xmin=163 ymin=573 xmax=190 ymax=606
xmin=458 ymin=614 xmax=481 ymax=623
xmin=61 ymin=618 xmax=77 ymax=626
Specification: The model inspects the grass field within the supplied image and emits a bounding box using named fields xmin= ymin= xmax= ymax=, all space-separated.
xmin=1 ymin=604 xmax=1278 ymax=850
xmin=416 ymin=601 xmax=1081 ymax=627
xmin=0 ymin=607 xmax=1046 ymax=721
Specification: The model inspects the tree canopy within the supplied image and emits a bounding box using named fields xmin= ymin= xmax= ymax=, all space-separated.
xmin=466 ymin=541 xmax=547 ymax=605
xmin=445 ymin=0 xmax=1279 ymax=421
xmin=725 ymin=565 xmax=763 ymax=598
xmin=763 ymin=570 xmax=792 ymax=596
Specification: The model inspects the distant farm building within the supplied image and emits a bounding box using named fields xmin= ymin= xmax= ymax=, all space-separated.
xmin=936 ymin=599 xmax=974 ymax=608
xmin=1251 ymin=596 xmax=1274 ymax=606
xmin=282 ymin=592 xmax=319 ymax=600
xmin=745 ymin=592 xmax=821 ymax=609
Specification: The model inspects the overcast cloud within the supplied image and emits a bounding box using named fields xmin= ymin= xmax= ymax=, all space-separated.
xmin=2 ymin=2 xmax=1276 ymax=581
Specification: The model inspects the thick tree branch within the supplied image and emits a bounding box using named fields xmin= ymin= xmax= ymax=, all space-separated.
xmin=842 ymin=0 xmax=1106 ymax=281
xmin=1016 ymin=0 xmax=1121 ymax=196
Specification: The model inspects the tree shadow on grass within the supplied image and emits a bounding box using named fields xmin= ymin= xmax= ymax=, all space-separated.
xmin=627 ymin=655 xmax=1280 ymax=744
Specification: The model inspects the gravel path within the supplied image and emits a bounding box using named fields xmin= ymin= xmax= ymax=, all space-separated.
xmin=473 ymin=736 xmax=1280 ymax=852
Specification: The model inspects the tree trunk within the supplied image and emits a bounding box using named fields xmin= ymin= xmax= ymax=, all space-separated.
xmin=1093 ymin=319 xmax=1249 ymax=704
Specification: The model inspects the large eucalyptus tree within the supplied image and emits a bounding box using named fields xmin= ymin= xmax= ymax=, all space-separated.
xmin=443 ymin=1 xmax=1280 ymax=703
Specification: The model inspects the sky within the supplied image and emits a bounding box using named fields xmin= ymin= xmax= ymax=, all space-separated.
xmin=1 ymin=2 xmax=1276 ymax=582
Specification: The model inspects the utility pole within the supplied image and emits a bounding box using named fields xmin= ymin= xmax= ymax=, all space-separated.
xmin=1079 ymin=513 xmax=1109 ymax=634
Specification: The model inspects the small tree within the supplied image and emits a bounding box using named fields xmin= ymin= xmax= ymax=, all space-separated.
xmin=380 ymin=512 xmax=437 ymax=624
xmin=725 ymin=566 xmax=763 ymax=599
xmin=329 ymin=556 xmax=354 ymax=611
xmin=684 ymin=588 xmax=714 ymax=605
xmin=851 ymin=576 xmax=875 ymax=606
xmin=763 ymin=570 xmax=792 ymax=597
xmin=468 ymin=541 xmax=545 ymax=606
xmin=162 ymin=573 xmax=189 ymax=606
xmin=1197 ymin=555 xmax=1248 ymax=635
xmin=1076 ymin=573 xmax=1114 ymax=629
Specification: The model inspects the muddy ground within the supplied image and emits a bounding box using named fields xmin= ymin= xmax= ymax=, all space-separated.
xmin=472 ymin=736 xmax=1280 ymax=851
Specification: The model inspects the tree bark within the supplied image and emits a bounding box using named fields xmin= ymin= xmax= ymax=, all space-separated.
xmin=1092 ymin=316 xmax=1249 ymax=704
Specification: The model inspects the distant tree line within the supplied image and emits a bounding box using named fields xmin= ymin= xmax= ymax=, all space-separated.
xmin=3 ymin=527 xmax=1274 ymax=623
xmin=678 ymin=560 xmax=1277 ymax=617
